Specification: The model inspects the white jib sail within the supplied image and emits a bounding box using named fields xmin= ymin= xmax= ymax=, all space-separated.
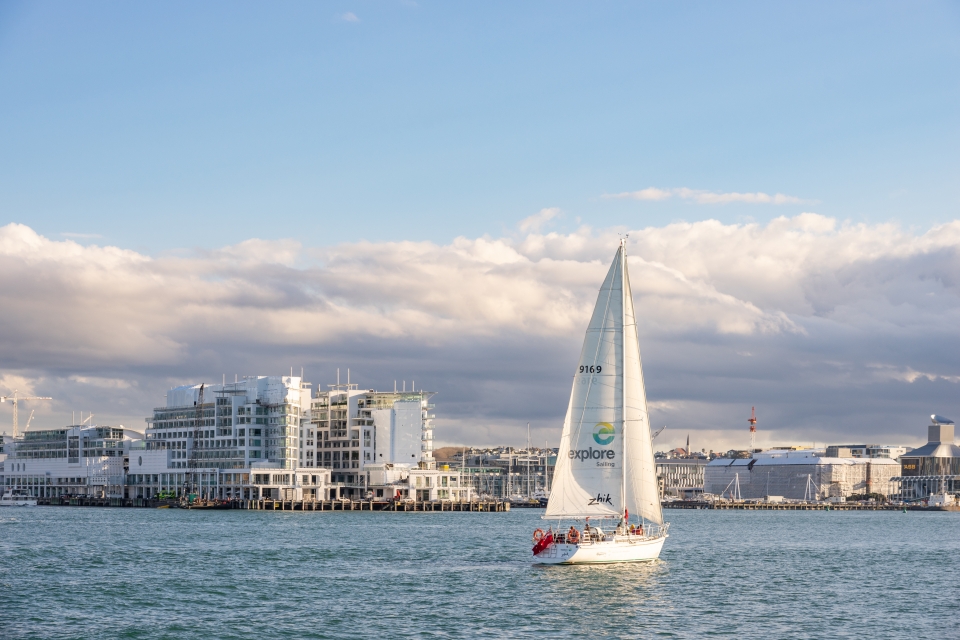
xmin=621 ymin=251 xmax=663 ymax=525
xmin=545 ymin=242 xmax=663 ymax=525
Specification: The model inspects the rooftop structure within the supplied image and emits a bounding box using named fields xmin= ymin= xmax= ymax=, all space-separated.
xmin=825 ymin=444 xmax=910 ymax=460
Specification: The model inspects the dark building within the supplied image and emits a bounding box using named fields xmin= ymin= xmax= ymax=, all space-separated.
xmin=897 ymin=415 xmax=960 ymax=500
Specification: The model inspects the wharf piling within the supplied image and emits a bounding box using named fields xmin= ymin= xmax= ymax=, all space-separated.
xmin=35 ymin=497 xmax=510 ymax=512
xmin=249 ymin=499 xmax=509 ymax=512
xmin=663 ymin=500 xmax=950 ymax=511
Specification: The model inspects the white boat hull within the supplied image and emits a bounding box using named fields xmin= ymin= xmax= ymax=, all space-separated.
xmin=0 ymin=499 xmax=39 ymax=507
xmin=534 ymin=534 xmax=666 ymax=565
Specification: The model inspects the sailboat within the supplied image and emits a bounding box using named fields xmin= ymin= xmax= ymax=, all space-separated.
xmin=532 ymin=240 xmax=668 ymax=564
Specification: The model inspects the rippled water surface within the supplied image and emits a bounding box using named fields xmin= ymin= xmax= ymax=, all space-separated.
xmin=1 ymin=506 xmax=957 ymax=638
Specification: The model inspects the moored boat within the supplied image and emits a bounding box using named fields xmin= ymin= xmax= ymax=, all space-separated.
xmin=533 ymin=240 xmax=668 ymax=565
xmin=0 ymin=490 xmax=38 ymax=507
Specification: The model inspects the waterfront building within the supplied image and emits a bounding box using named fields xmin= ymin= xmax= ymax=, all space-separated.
xmin=895 ymin=415 xmax=960 ymax=500
xmin=363 ymin=463 xmax=474 ymax=501
xmin=306 ymin=380 xmax=437 ymax=499
xmin=2 ymin=425 xmax=141 ymax=498
xmin=657 ymin=458 xmax=708 ymax=499
xmin=133 ymin=376 xmax=329 ymax=501
xmin=0 ymin=374 xmax=467 ymax=504
xmin=704 ymin=449 xmax=900 ymax=500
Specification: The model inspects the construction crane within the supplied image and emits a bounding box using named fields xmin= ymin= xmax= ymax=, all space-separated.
xmin=184 ymin=384 xmax=205 ymax=501
xmin=748 ymin=406 xmax=757 ymax=451
xmin=0 ymin=390 xmax=53 ymax=437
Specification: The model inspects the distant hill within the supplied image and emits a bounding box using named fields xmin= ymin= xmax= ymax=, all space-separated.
xmin=432 ymin=446 xmax=464 ymax=462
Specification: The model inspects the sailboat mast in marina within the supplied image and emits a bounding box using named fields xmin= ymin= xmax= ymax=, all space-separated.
xmin=531 ymin=240 xmax=668 ymax=564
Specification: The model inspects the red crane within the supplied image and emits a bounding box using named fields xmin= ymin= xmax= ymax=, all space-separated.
xmin=748 ymin=406 xmax=757 ymax=451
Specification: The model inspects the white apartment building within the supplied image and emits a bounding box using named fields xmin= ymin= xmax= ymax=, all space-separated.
xmin=1 ymin=374 xmax=471 ymax=504
xmin=304 ymin=381 xmax=438 ymax=499
xmin=133 ymin=376 xmax=329 ymax=500
xmin=2 ymin=425 xmax=141 ymax=499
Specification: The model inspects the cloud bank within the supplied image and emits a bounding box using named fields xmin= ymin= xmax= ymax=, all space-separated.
xmin=0 ymin=216 xmax=958 ymax=451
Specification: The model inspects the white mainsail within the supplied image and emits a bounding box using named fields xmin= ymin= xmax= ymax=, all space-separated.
xmin=545 ymin=242 xmax=663 ymax=525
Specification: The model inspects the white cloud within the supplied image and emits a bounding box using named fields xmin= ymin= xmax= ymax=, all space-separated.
xmin=340 ymin=12 xmax=360 ymax=22
xmin=0 ymin=373 xmax=40 ymax=396
xmin=868 ymin=365 xmax=960 ymax=384
xmin=609 ymin=187 xmax=673 ymax=201
xmin=517 ymin=207 xmax=560 ymax=233
xmin=602 ymin=187 xmax=809 ymax=205
xmin=68 ymin=375 xmax=136 ymax=390
xmin=1 ymin=215 xmax=959 ymax=446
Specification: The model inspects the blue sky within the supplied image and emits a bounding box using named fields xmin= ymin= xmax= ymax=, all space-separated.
xmin=1 ymin=2 xmax=959 ymax=449
xmin=2 ymin=2 xmax=958 ymax=252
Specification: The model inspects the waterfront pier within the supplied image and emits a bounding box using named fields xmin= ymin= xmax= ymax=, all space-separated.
xmin=35 ymin=497 xmax=510 ymax=512
xmin=663 ymin=500 xmax=958 ymax=512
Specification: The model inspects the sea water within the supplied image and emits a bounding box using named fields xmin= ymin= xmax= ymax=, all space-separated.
xmin=0 ymin=507 xmax=956 ymax=639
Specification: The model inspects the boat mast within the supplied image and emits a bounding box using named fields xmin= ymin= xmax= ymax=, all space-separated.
xmin=185 ymin=384 xmax=205 ymax=499
xmin=620 ymin=239 xmax=627 ymax=524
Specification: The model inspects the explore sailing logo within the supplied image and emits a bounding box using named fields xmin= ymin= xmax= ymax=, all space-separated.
xmin=569 ymin=423 xmax=617 ymax=466
xmin=592 ymin=422 xmax=615 ymax=446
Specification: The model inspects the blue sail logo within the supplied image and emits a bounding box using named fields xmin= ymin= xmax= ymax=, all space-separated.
xmin=592 ymin=422 xmax=615 ymax=446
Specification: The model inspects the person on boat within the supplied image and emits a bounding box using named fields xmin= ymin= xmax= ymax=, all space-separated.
xmin=637 ymin=523 xmax=644 ymax=536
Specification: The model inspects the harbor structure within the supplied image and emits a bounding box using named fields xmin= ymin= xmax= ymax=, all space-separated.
xmin=704 ymin=448 xmax=900 ymax=500
xmin=895 ymin=415 xmax=960 ymax=500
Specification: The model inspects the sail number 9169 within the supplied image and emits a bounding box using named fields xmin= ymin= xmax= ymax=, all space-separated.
xmin=579 ymin=365 xmax=602 ymax=373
